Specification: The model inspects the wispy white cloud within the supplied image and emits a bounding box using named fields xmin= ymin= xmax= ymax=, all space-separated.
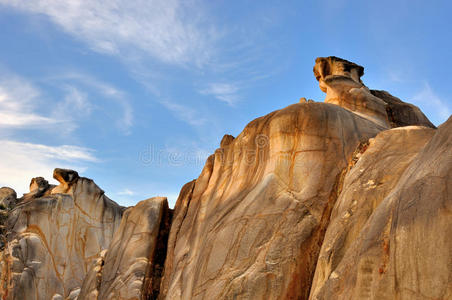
xmin=200 ymin=83 xmax=239 ymax=106
xmin=160 ymin=100 xmax=206 ymax=126
xmin=0 ymin=0 xmax=287 ymax=128
xmin=412 ymin=82 xmax=450 ymax=125
xmin=0 ymin=74 xmax=59 ymax=128
xmin=117 ymin=188 xmax=135 ymax=196
xmin=0 ymin=0 xmax=215 ymax=67
xmin=0 ymin=69 xmax=133 ymax=134
xmin=49 ymin=72 xmax=134 ymax=134
xmin=0 ymin=140 xmax=97 ymax=195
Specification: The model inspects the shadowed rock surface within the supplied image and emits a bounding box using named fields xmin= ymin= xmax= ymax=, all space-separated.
xmin=0 ymin=56 xmax=450 ymax=300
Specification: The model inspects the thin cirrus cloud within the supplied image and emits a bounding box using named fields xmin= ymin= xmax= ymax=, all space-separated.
xmin=0 ymin=0 xmax=215 ymax=67
xmin=0 ymin=0 xmax=291 ymax=133
xmin=200 ymin=83 xmax=240 ymax=106
xmin=412 ymin=82 xmax=450 ymax=125
xmin=0 ymin=74 xmax=59 ymax=128
xmin=117 ymin=188 xmax=135 ymax=196
xmin=0 ymin=69 xmax=133 ymax=134
xmin=159 ymin=100 xmax=207 ymax=127
xmin=49 ymin=72 xmax=134 ymax=134
xmin=0 ymin=140 xmax=97 ymax=195
xmin=0 ymin=0 xmax=270 ymax=124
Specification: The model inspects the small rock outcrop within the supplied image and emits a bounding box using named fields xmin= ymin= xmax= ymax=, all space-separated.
xmin=369 ymin=89 xmax=435 ymax=128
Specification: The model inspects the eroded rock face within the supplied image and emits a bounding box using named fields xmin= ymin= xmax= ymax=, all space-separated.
xmin=0 ymin=169 xmax=125 ymax=300
xmin=370 ymin=89 xmax=435 ymax=128
xmin=159 ymin=102 xmax=385 ymax=299
xmin=313 ymin=56 xmax=434 ymax=129
xmin=309 ymin=125 xmax=436 ymax=299
xmin=79 ymin=196 xmax=172 ymax=300
xmin=0 ymin=188 xmax=16 ymax=210
xmin=310 ymin=117 xmax=452 ymax=299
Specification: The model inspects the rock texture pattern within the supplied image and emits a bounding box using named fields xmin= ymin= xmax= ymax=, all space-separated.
xmin=78 ymin=197 xmax=172 ymax=300
xmin=0 ymin=169 xmax=124 ymax=300
xmin=159 ymin=102 xmax=385 ymax=299
xmin=310 ymin=117 xmax=452 ymax=299
xmin=0 ymin=56 xmax=450 ymax=300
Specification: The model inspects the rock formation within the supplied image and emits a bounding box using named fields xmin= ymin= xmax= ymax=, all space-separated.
xmin=159 ymin=102 xmax=384 ymax=299
xmin=0 ymin=169 xmax=125 ymax=299
xmin=78 ymin=197 xmax=172 ymax=300
xmin=313 ymin=56 xmax=435 ymax=129
xmin=0 ymin=56 xmax=450 ymax=300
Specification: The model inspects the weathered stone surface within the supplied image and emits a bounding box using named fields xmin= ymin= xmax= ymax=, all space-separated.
xmin=77 ymin=249 xmax=107 ymax=300
xmin=309 ymin=125 xmax=436 ymax=299
xmin=314 ymin=56 xmax=434 ymax=129
xmin=0 ymin=188 xmax=16 ymax=210
xmin=0 ymin=169 xmax=124 ymax=300
xmin=159 ymin=102 xmax=385 ymax=299
xmin=313 ymin=56 xmax=390 ymax=128
xmin=370 ymin=89 xmax=435 ymax=128
xmin=310 ymin=117 xmax=452 ymax=299
xmin=79 ymin=196 xmax=172 ymax=300
xmin=22 ymin=177 xmax=54 ymax=202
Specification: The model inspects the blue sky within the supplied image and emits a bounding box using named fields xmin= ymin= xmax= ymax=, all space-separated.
xmin=0 ymin=0 xmax=450 ymax=207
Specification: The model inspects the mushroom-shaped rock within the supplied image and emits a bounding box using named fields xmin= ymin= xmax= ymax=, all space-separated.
xmin=314 ymin=56 xmax=390 ymax=127
xmin=313 ymin=56 xmax=364 ymax=90
xmin=314 ymin=56 xmax=435 ymax=129
xmin=53 ymin=168 xmax=79 ymax=184
xmin=52 ymin=168 xmax=79 ymax=194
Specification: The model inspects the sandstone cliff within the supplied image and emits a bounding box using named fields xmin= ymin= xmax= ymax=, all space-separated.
xmin=0 ymin=57 xmax=450 ymax=300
